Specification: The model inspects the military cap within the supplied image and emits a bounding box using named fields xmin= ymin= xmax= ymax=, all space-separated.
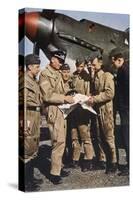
xmin=25 ymin=54 xmax=41 ymax=66
xmin=19 ymin=54 xmax=24 ymax=66
xmin=60 ymin=63 xmax=70 ymax=70
xmin=51 ymin=50 xmax=66 ymax=62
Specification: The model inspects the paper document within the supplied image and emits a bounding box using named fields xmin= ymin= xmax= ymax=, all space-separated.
xmin=58 ymin=93 xmax=97 ymax=118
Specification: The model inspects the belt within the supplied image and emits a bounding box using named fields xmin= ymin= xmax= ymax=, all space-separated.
xmin=19 ymin=105 xmax=40 ymax=112
xmin=27 ymin=106 xmax=41 ymax=112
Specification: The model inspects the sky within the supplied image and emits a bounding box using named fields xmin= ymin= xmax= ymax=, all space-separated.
xmin=19 ymin=8 xmax=129 ymax=69
xmin=56 ymin=9 xmax=129 ymax=31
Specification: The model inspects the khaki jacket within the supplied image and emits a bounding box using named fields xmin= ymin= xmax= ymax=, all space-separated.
xmin=72 ymin=70 xmax=90 ymax=96
xmin=93 ymin=69 xmax=114 ymax=130
xmin=39 ymin=65 xmax=67 ymax=127
xmin=19 ymin=74 xmax=24 ymax=106
xmin=19 ymin=73 xmax=42 ymax=162
xmin=25 ymin=73 xmax=42 ymax=107
xmin=19 ymin=73 xmax=42 ymax=107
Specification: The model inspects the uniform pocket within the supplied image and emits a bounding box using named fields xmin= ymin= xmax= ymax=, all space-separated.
xmin=27 ymin=90 xmax=36 ymax=104
xmin=47 ymin=106 xmax=57 ymax=123
xmin=24 ymin=136 xmax=39 ymax=158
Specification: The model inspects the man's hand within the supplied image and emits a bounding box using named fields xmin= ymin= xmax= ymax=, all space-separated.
xmin=88 ymin=96 xmax=94 ymax=106
xmin=24 ymin=120 xmax=31 ymax=136
xmin=24 ymin=127 xmax=31 ymax=136
xmin=64 ymin=95 xmax=75 ymax=104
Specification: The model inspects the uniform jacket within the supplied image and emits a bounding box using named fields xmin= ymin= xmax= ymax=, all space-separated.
xmin=25 ymin=73 xmax=42 ymax=107
xmin=93 ymin=69 xmax=115 ymax=130
xmin=72 ymin=69 xmax=90 ymax=96
xmin=19 ymin=73 xmax=42 ymax=107
xmin=39 ymin=65 xmax=69 ymax=129
xmin=117 ymin=63 xmax=129 ymax=111
xmin=19 ymin=73 xmax=42 ymax=161
xmin=19 ymin=74 xmax=24 ymax=106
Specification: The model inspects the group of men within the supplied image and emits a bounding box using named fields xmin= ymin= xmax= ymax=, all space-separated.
xmin=19 ymin=49 xmax=129 ymax=191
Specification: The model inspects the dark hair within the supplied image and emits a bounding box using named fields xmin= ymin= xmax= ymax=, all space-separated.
xmin=96 ymin=55 xmax=103 ymax=61
xmin=89 ymin=52 xmax=103 ymax=63
xmin=75 ymin=58 xmax=85 ymax=66
xmin=113 ymin=53 xmax=124 ymax=61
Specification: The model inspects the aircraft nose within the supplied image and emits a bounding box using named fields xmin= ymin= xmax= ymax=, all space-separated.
xmin=19 ymin=12 xmax=39 ymax=42
xmin=19 ymin=12 xmax=53 ymax=45
xmin=25 ymin=12 xmax=39 ymax=42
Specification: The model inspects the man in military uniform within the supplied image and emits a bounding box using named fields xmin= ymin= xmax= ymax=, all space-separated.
xmin=59 ymin=63 xmax=75 ymax=166
xmin=111 ymin=53 xmax=129 ymax=176
xmin=88 ymin=54 xmax=117 ymax=174
xmin=85 ymin=56 xmax=106 ymax=170
xmin=60 ymin=63 xmax=73 ymax=94
xmin=39 ymin=51 xmax=74 ymax=184
xmin=19 ymin=54 xmax=43 ymax=191
xmin=69 ymin=58 xmax=94 ymax=172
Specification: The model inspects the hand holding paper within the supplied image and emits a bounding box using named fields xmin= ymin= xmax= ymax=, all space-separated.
xmin=59 ymin=93 xmax=97 ymax=118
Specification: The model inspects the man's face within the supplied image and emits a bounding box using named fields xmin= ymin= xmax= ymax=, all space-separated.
xmin=91 ymin=58 xmax=102 ymax=72
xmin=50 ymin=56 xmax=63 ymax=70
xmin=61 ymin=69 xmax=70 ymax=82
xmin=28 ymin=64 xmax=40 ymax=77
xmin=76 ymin=62 xmax=85 ymax=73
xmin=112 ymin=57 xmax=124 ymax=69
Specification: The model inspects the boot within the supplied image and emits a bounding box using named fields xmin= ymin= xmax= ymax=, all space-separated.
xmin=70 ymin=160 xmax=79 ymax=168
xmin=19 ymin=159 xmax=25 ymax=191
xmin=61 ymin=169 xmax=70 ymax=177
xmin=106 ymin=163 xmax=117 ymax=174
xmin=25 ymin=161 xmax=33 ymax=185
xmin=81 ymin=160 xmax=93 ymax=172
xmin=118 ymin=168 xmax=129 ymax=176
xmin=118 ymin=164 xmax=129 ymax=176
xmin=25 ymin=161 xmax=41 ymax=191
xmin=96 ymin=161 xmax=106 ymax=170
xmin=50 ymin=174 xmax=63 ymax=185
